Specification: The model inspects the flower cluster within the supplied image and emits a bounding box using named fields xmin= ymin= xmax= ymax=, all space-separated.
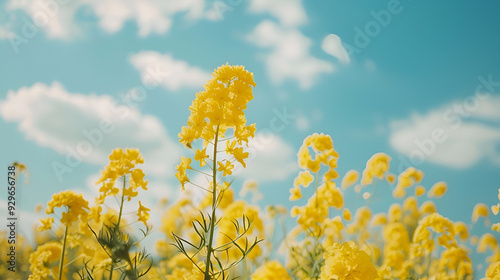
xmin=176 ymin=64 xmax=256 ymax=190
xmin=171 ymin=64 xmax=259 ymax=280
xmin=290 ymin=134 xmax=342 ymax=235
xmin=250 ymin=260 xmax=291 ymax=280
xmin=28 ymin=242 xmax=62 ymax=280
xmin=93 ymin=148 xmax=150 ymax=225
xmin=320 ymin=241 xmax=379 ymax=280
xmin=284 ymin=133 xmax=480 ymax=280
xmin=44 ymin=190 xmax=90 ymax=228
xmin=27 ymin=149 xmax=152 ymax=280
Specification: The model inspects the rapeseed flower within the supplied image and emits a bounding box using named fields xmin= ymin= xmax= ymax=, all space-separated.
xmin=45 ymin=191 xmax=89 ymax=227
xmin=251 ymin=261 xmax=291 ymax=280
xmin=320 ymin=241 xmax=379 ymax=280
xmin=361 ymin=153 xmax=391 ymax=185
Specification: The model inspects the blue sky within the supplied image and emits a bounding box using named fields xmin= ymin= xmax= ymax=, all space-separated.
xmin=1 ymin=0 xmax=500 ymax=268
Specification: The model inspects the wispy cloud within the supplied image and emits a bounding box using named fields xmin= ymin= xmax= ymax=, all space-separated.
xmin=0 ymin=82 xmax=181 ymax=178
xmin=247 ymin=0 xmax=307 ymax=27
xmin=247 ymin=20 xmax=334 ymax=90
xmin=235 ymin=132 xmax=298 ymax=182
xmin=130 ymin=51 xmax=211 ymax=92
xmin=321 ymin=34 xmax=351 ymax=65
xmin=389 ymin=93 xmax=500 ymax=168
xmin=4 ymin=0 xmax=212 ymax=39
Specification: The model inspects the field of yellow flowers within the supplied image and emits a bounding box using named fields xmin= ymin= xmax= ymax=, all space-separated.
xmin=2 ymin=64 xmax=500 ymax=280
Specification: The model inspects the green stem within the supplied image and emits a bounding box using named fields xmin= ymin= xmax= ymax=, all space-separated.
xmin=204 ymin=125 xmax=220 ymax=280
xmin=116 ymin=176 xmax=126 ymax=229
xmin=110 ymin=176 xmax=127 ymax=280
xmin=58 ymin=225 xmax=69 ymax=280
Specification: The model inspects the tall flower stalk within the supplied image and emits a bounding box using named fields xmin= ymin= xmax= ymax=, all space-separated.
xmin=287 ymin=133 xmax=343 ymax=279
xmin=174 ymin=64 xmax=258 ymax=280
xmin=33 ymin=191 xmax=90 ymax=279
xmin=89 ymin=148 xmax=152 ymax=279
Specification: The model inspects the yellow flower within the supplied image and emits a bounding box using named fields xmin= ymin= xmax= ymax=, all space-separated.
xmin=180 ymin=63 xmax=256 ymax=147
xmin=419 ymin=200 xmax=437 ymax=215
xmin=289 ymin=186 xmax=302 ymax=201
xmin=45 ymin=190 xmax=89 ymax=226
xmin=485 ymin=261 xmax=500 ymax=280
xmin=439 ymin=247 xmax=472 ymax=278
xmin=217 ymin=160 xmax=234 ymax=176
xmin=97 ymin=148 xmax=144 ymax=185
xmin=95 ymin=148 xmax=148 ymax=204
xmin=216 ymin=200 xmax=264 ymax=260
xmin=178 ymin=126 xmax=197 ymax=147
xmin=427 ymin=181 xmax=447 ymax=198
xmin=251 ymin=260 xmax=292 ymax=280
xmin=137 ymin=201 xmax=151 ymax=226
xmin=492 ymin=222 xmax=500 ymax=233
xmin=28 ymin=241 xmax=62 ymax=279
xmin=318 ymin=181 xmax=344 ymax=209
xmin=492 ymin=203 xmax=500 ymax=215
xmin=386 ymin=173 xmax=396 ymax=184
xmin=320 ymin=241 xmax=379 ymax=280
xmin=392 ymin=186 xmax=406 ymax=199
xmin=341 ymin=170 xmax=359 ymax=189
xmin=371 ymin=213 xmax=387 ymax=226
xmin=472 ymin=203 xmax=489 ymax=223
xmin=411 ymin=213 xmax=456 ymax=257
xmin=294 ymin=170 xmax=314 ymax=188
xmin=232 ymin=147 xmax=249 ymax=167
xmin=176 ymin=156 xmax=193 ymax=191
xmin=194 ymin=148 xmax=209 ymax=167
xmin=361 ymin=153 xmax=391 ymax=185
xmin=415 ymin=185 xmax=426 ymax=196
xmin=395 ymin=167 xmax=424 ymax=189
xmin=38 ymin=217 xmax=54 ymax=232
xmin=392 ymin=167 xmax=424 ymax=198
xmin=477 ymin=233 xmax=498 ymax=253
xmin=291 ymin=206 xmax=300 ymax=217
xmin=131 ymin=168 xmax=148 ymax=190
xmin=297 ymin=133 xmax=339 ymax=178
xmin=343 ymin=208 xmax=352 ymax=221
xmin=388 ymin=203 xmax=403 ymax=223
xmin=454 ymin=221 xmax=469 ymax=240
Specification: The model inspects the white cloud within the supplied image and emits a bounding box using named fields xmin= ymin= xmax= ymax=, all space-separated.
xmin=130 ymin=51 xmax=211 ymax=91
xmin=0 ymin=82 xmax=181 ymax=178
xmin=5 ymin=0 xmax=209 ymax=38
xmin=321 ymin=34 xmax=350 ymax=65
xmin=234 ymin=133 xmax=298 ymax=181
xmin=389 ymin=93 xmax=500 ymax=168
xmin=248 ymin=0 xmax=307 ymax=27
xmin=247 ymin=20 xmax=334 ymax=90
xmin=6 ymin=0 xmax=83 ymax=38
